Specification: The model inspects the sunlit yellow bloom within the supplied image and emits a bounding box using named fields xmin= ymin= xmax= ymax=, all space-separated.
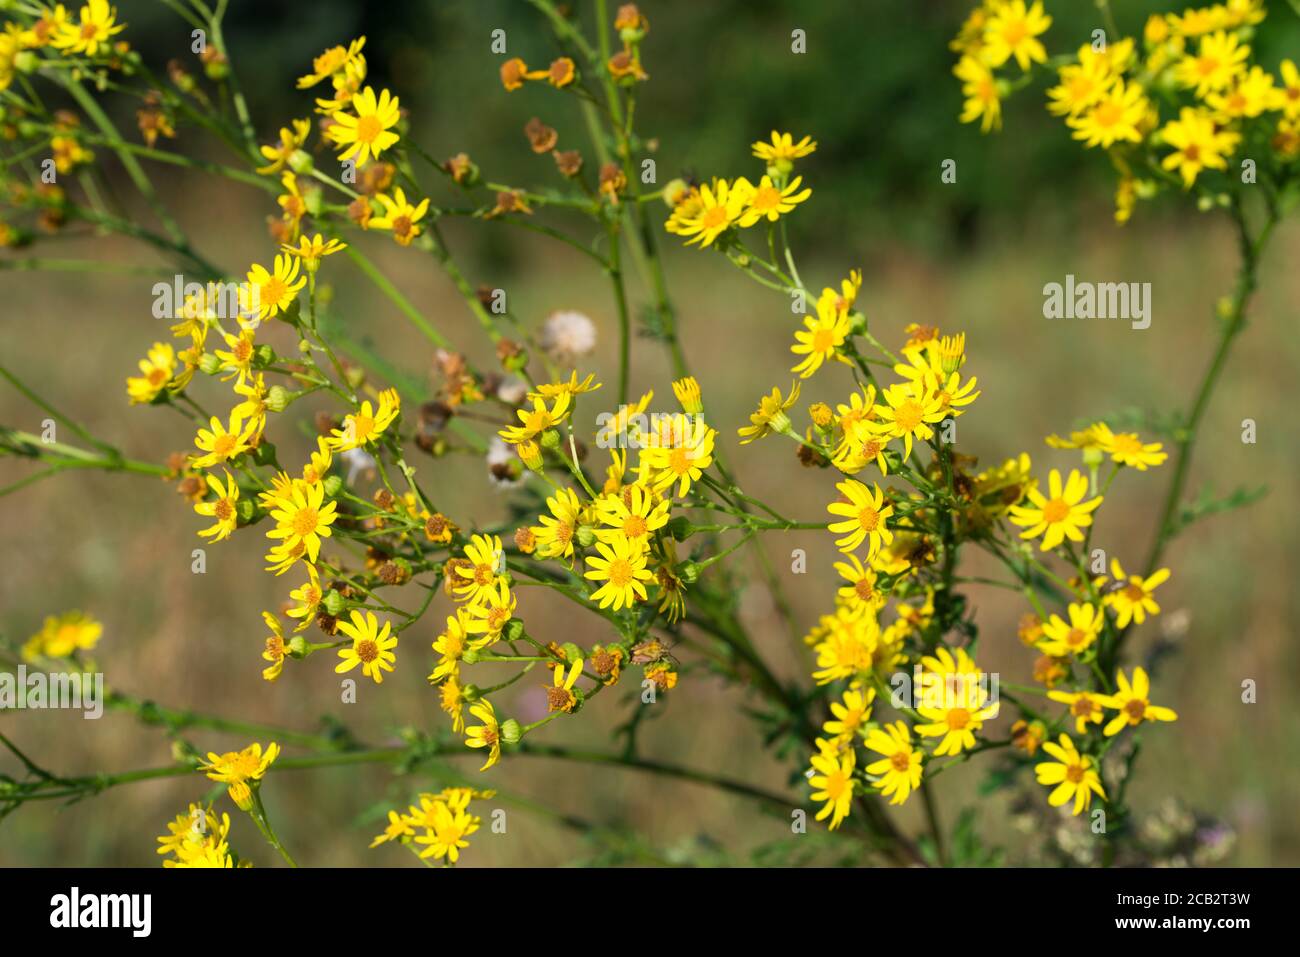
xmin=329 ymin=388 xmax=401 ymax=450
xmin=738 ymin=174 xmax=811 ymax=227
xmin=585 ymin=534 xmax=654 ymax=610
xmin=328 ymin=86 xmax=401 ymax=165
xmin=826 ymin=478 xmax=894 ymax=557
xmin=499 ymin=393 xmax=570 ymax=445
xmin=954 ymin=54 xmax=1001 ymax=132
xmin=126 ymin=341 xmax=176 ymax=404
xmin=1067 ymin=79 xmax=1149 ymax=149
xmin=464 ymin=699 xmax=502 ymax=771
xmin=368 ymin=188 xmax=430 ymax=246
xmin=751 ymin=130 xmax=817 ymax=166
xmin=983 ymin=0 xmax=1051 ymax=71
xmin=194 ymin=470 xmax=240 ymax=542
xmin=1008 ymin=468 xmax=1102 ymax=551
xmin=1038 ymin=602 xmax=1103 ymax=657
xmin=1097 ymin=667 xmax=1178 ymax=736
xmin=257 ymin=118 xmax=311 ymax=174
xmin=335 ymin=609 xmax=397 ymax=684
xmin=1098 ymin=559 xmax=1170 ymax=628
xmin=864 ymin=720 xmax=923 ymax=805
xmin=1047 ymin=689 xmax=1107 ymax=734
xmin=22 ymin=611 xmax=102 ymax=661
xmin=54 ymin=0 xmax=125 ymax=56
xmin=808 ymin=747 xmax=854 ymax=830
xmin=453 ymin=534 xmax=505 ymax=604
xmin=670 ymin=177 xmax=753 ymax=248
xmin=265 ymin=477 xmax=338 ymax=564
xmin=1035 ymin=734 xmax=1105 ymax=815
xmin=199 ymin=741 xmax=279 ymax=811
xmin=738 ymin=381 xmax=800 ymax=444
xmin=191 ymin=414 xmax=256 ymax=469
xmin=791 ymin=296 xmax=851 ymax=378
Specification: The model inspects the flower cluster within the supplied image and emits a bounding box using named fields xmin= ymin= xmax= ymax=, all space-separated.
xmin=369 ymin=786 xmax=493 ymax=865
xmin=953 ymin=0 xmax=1298 ymax=221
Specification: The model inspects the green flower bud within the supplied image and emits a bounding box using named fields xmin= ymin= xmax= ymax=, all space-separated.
xmin=323 ymin=474 xmax=344 ymax=498
xmin=14 ymin=51 xmax=39 ymax=75
xmin=287 ymin=635 xmax=310 ymax=659
xmin=503 ymin=618 xmax=525 ymax=643
xmin=500 ymin=718 xmax=522 ymax=744
xmin=235 ymin=497 xmax=256 ymax=524
xmin=462 ymin=648 xmax=481 ymax=665
xmin=198 ymin=351 xmax=223 ymax=375
xmin=561 ymin=642 xmax=583 ymax=664
xmin=266 ymin=385 xmax=297 ymax=413
xmin=253 ymin=343 xmax=276 ymax=366
xmin=323 ymin=589 xmax=347 ymax=617
xmin=287 ymin=149 xmax=314 ymax=175
xmin=304 ymin=184 xmax=324 ymax=218
xmin=252 ymin=440 xmax=278 ymax=467
xmin=575 ymin=525 xmax=597 ymax=548
xmin=461 ymin=683 xmax=482 ymax=702
xmin=678 ymin=561 xmax=701 ymax=584
xmin=539 ymin=428 xmax=561 ymax=451
xmin=666 ymin=515 xmax=694 ymax=541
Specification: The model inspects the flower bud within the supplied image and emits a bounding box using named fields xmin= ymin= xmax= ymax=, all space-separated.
xmin=287 ymin=149 xmax=314 ymax=175
xmin=539 ymin=428 xmax=561 ymax=451
xmin=665 ymin=515 xmax=694 ymax=541
xmin=500 ymin=718 xmax=523 ymax=744
xmin=323 ymin=589 xmax=347 ymax=617
xmin=504 ymin=618 xmax=525 ymax=643
xmin=575 ymin=525 xmax=597 ymax=548
xmin=287 ymin=635 xmax=310 ymax=658
xmin=266 ymin=385 xmax=297 ymax=412
xmin=323 ymin=474 xmax=344 ymax=498
xmin=198 ymin=352 xmax=223 ymax=375
xmin=561 ymin=642 xmax=583 ymax=664
xmin=678 ymin=561 xmax=701 ymax=584
xmin=462 ymin=648 xmax=481 ymax=665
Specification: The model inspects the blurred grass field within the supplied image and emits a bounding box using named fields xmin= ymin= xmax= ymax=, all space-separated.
xmin=2 ymin=0 xmax=1300 ymax=866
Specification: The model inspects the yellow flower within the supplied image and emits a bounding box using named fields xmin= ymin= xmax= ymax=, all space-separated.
xmin=738 ymin=381 xmax=801 ymax=444
xmin=1093 ymin=423 xmax=1167 ymax=470
xmin=833 ymin=554 xmax=885 ymax=609
xmin=1099 ymin=558 xmax=1169 ymax=628
xmin=1047 ymin=48 xmax=1116 ymax=117
xmin=243 ymin=254 xmax=306 ymax=323
xmin=545 ymin=658 xmax=583 ymax=713
xmin=954 ymin=55 xmax=1001 ymax=132
xmin=329 ymin=388 xmax=401 ymax=450
xmin=1277 ymin=59 xmax=1300 ymax=119
xmin=1206 ymin=65 xmax=1278 ymax=121
xmin=738 ymin=174 xmax=811 ymax=227
xmin=810 ymin=604 xmax=882 ymax=684
xmin=126 ymin=341 xmax=176 ymax=404
xmin=751 ymin=130 xmax=817 ymax=166
xmin=585 ymin=533 xmax=654 ymax=610
xmin=336 ymin=609 xmax=397 ymax=684
xmin=868 ymin=381 xmax=947 ymax=461
xmin=671 ymin=376 xmax=703 ymax=414
xmin=463 ymin=579 xmax=517 ymax=647
xmin=1160 ymin=106 xmax=1242 ymax=188
xmin=863 ymin=720 xmax=923 ymax=805
xmin=1037 ymin=602 xmax=1103 ymax=657
xmin=22 ymin=611 xmax=102 ymax=661
xmin=157 ymin=803 xmax=231 ymax=866
xmin=265 ymin=477 xmax=338 ymax=564
xmin=298 ymin=37 xmax=366 ymax=88
xmin=453 ymin=534 xmax=505 ymax=604
xmin=982 ymin=0 xmax=1051 ymax=71
xmin=1047 ymin=689 xmax=1107 ymax=734
xmin=193 ymin=470 xmax=240 ymax=542
xmin=1097 ymin=667 xmax=1179 ymax=735
xmin=260 ymin=611 xmax=288 ymax=682
xmin=499 ymin=393 xmax=570 ymax=445
xmin=54 ymin=0 xmax=125 ymax=56
xmin=281 ymin=232 xmax=346 ymax=269
xmin=328 ymin=86 xmax=401 ymax=165
xmin=1174 ymin=30 xmax=1249 ymax=97
xmin=533 ymin=487 xmax=582 ymax=560
xmin=440 ymin=675 xmax=467 ymax=733
xmin=671 ymin=177 xmax=752 ymax=248
xmin=1034 ymin=734 xmax=1105 ymax=815
xmin=823 ymin=686 xmax=874 ymax=742
xmin=191 ymin=413 xmax=256 ymax=469
xmin=1008 ymin=468 xmax=1102 ymax=551
xmin=465 ymin=699 xmax=502 ymax=771
xmin=199 ymin=741 xmax=280 ymax=810
xmin=808 ymin=747 xmax=854 ymax=830
xmin=826 ymin=478 xmax=894 ymax=557
xmin=1067 ymin=79 xmax=1149 ymax=149
xmin=640 ymin=416 xmax=716 ymax=497
xmin=257 ymin=118 xmax=311 ymax=174
xmin=368 ymin=188 xmax=430 ymax=246
xmin=791 ymin=296 xmax=851 ymax=378
xmin=369 ymin=810 xmax=414 ymax=849
xmin=414 ymin=801 xmax=480 ymax=863
xmin=595 ymin=484 xmax=670 ymax=550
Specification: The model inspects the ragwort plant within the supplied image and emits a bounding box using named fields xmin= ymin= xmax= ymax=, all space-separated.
xmin=0 ymin=0 xmax=1294 ymax=867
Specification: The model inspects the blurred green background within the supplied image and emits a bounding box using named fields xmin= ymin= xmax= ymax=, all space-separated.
xmin=2 ymin=0 xmax=1298 ymax=866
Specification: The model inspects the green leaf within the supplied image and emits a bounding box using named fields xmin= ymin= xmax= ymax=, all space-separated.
xmin=1169 ymin=483 xmax=1268 ymax=539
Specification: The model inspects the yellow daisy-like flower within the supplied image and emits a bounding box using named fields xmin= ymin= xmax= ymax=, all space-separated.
xmin=533 ymin=487 xmax=582 ymax=560
xmin=954 ymin=54 xmax=1001 ymax=132
xmin=982 ymin=0 xmax=1051 ymax=71
xmin=1034 ymin=734 xmax=1105 ymax=815
xmin=1067 ymin=78 xmax=1149 ymax=149
xmin=1008 ymin=468 xmax=1102 ymax=551
xmin=243 ymin=254 xmax=306 ymax=323
xmin=751 ymin=130 xmax=817 ymax=165
xmin=329 ymin=388 xmax=401 ymax=451
xmin=823 ymin=686 xmax=874 ymax=742
xmin=198 ymin=741 xmax=280 ymax=811
xmin=1099 ymin=558 xmax=1170 ymax=628
xmin=369 ymin=810 xmax=414 ymax=849
xmin=499 ymin=393 xmax=571 ymax=445
xmin=281 ymin=232 xmax=346 ymax=270
xmin=415 ymin=801 xmax=480 ymax=863
xmin=1093 ymin=423 xmax=1167 ymax=470
xmin=808 ymin=747 xmax=854 ymax=830
xmin=863 ymin=720 xmax=923 ymax=806
xmin=1158 ymin=106 xmax=1241 ymax=188
xmin=833 ymin=554 xmax=885 ymax=609
xmin=298 ymin=36 xmax=366 ymax=89
xmin=335 ymin=609 xmax=397 ymax=684
xmin=260 ymin=610 xmax=288 ymax=682
xmin=826 ymin=478 xmax=895 ymax=557
xmin=1174 ymin=30 xmax=1250 ymax=97
xmin=595 ymin=484 xmax=670 ymax=550
xmin=328 ymin=86 xmax=401 ymax=166
xmin=1047 ymin=47 xmax=1117 ymax=118
xmin=191 ymin=414 xmax=256 ymax=469
xmin=286 ymin=562 xmax=323 ymax=631
xmin=368 ymin=188 xmax=431 ymax=246
xmin=738 ymin=174 xmax=811 ymax=227
xmin=738 ymin=381 xmax=801 ymax=444
xmin=1038 ymin=602 xmax=1103 ymax=657
xmin=465 ymin=699 xmax=502 ymax=771
xmin=1047 ymin=689 xmax=1107 ymax=735
xmin=641 ymin=416 xmax=716 ymax=498
xmin=1277 ymin=59 xmax=1300 ymax=119
xmin=545 ymin=658 xmax=583 ymax=713
xmin=1097 ymin=666 xmax=1179 ymax=736
xmin=869 ymin=382 xmax=946 ymax=462
xmin=585 ymin=534 xmax=654 ymax=610
xmin=440 ymin=675 xmax=467 ymax=733
xmin=193 ymin=470 xmax=240 ymax=542
xmin=791 ymin=296 xmax=851 ymax=378
xmin=126 ymin=341 xmax=176 ymax=405
xmin=1206 ymin=65 xmax=1278 ymax=121
xmin=672 ymin=177 xmax=753 ymax=248
xmin=54 ymin=0 xmax=125 ymax=56
xmin=256 ymin=118 xmax=311 ymax=175
xmin=22 ymin=611 xmax=102 ymax=661
xmin=463 ymin=579 xmax=516 ymax=648
xmin=265 ymin=478 xmax=338 ymax=564
xmin=453 ymin=534 xmax=505 ymax=604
